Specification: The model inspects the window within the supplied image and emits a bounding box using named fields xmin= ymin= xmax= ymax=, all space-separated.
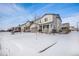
xmin=47 ymin=25 xmax=49 ymax=28
xmin=43 ymin=25 xmax=45 ymax=29
xmin=40 ymin=20 xmax=41 ymax=23
xmin=51 ymin=24 xmax=52 ymax=27
xmin=44 ymin=18 xmax=48 ymax=22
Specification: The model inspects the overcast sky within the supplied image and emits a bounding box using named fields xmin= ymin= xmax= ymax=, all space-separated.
xmin=0 ymin=3 xmax=79 ymax=30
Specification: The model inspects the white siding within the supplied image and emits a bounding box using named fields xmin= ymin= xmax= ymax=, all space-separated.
xmin=56 ymin=18 xmax=62 ymax=32
xmin=34 ymin=14 xmax=62 ymax=33
xmin=40 ymin=15 xmax=53 ymax=24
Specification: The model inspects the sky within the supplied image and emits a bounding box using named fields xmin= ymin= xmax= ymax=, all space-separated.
xmin=0 ymin=3 xmax=79 ymax=30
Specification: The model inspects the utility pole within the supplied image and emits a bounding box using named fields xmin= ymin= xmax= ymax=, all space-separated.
xmin=34 ymin=15 xmax=38 ymax=40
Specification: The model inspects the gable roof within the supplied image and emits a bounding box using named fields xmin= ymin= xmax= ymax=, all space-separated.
xmin=19 ymin=13 xmax=62 ymax=27
xmin=33 ymin=13 xmax=62 ymax=22
xmin=19 ymin=21 xmax=32 ymax=27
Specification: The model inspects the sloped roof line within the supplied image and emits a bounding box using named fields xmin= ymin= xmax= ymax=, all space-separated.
xmin=33 ymin=13 xmax=62 ymax=22
xmin=19 ymin=13 xmax=62 ymax=27
xmin=19 ymin=20 xmax=32 ymax=26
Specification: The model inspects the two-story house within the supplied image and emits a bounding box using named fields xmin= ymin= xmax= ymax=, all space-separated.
xmin=19 ymin=21 xmax=33 ymax=32
xmin=30 ymin=13 xmax=62 ymax=33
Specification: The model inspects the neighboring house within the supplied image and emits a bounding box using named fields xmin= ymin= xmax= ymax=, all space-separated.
xmin=61 ymin=23 xmax=70 ymax=29
xmin=70 ymin=26 xmax=76 ymax=31
xmin=30 ymin=13 xmax=62 ymax=33
xmin=30 ymin=23 xmax=38 ymax=32
xmin=61 ymin=23 xmax=70 ymax=33
xmin=19 ymin=21 xmax=33 ymax=32
xmin=7 ymin=27 xmax=13 ymax=32
xmin=8 ymin=26 xmax=21 ymax=32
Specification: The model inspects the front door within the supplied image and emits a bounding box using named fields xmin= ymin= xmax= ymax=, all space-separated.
xmin=43 ymin=24 xmax=49 ymax=33
xmin=39 ymin=25 xmax=42 ymax=32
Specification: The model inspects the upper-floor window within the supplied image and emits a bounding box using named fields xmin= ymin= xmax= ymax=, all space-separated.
xmin=44 ymin=18 xmax=48 ymax=22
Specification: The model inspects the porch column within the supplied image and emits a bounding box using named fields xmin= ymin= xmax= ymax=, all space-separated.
xmin=49 ymin=24 xmax=52 ymax=33
xmin=42 ymin=24 xmax=43 ymax=32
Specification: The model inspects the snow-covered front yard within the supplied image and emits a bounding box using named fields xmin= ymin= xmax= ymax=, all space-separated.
xmin=0 ymin=31 xmax=79 ymax=56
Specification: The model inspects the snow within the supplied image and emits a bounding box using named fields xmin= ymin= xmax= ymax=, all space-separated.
xmin=0 ymin=31 xmax=79 ymax=56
